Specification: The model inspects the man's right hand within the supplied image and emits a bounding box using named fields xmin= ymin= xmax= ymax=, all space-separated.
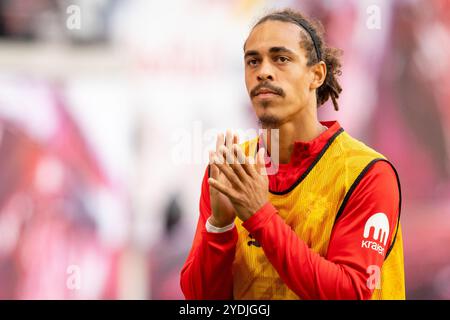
xmin=208 ymin=131 xmax=238 ymax=228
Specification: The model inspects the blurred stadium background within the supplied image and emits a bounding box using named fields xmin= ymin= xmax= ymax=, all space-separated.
xmin=0 ymin=0 xmax=449 ymax=299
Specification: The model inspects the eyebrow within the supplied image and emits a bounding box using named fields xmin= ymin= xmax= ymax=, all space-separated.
xmin=244 ymin=50 xmax=259 ymax=59
xmin=269 ymin=46 xmax=296 ymax=55
xmin=244 ymin=46 xmax=297 ymax=58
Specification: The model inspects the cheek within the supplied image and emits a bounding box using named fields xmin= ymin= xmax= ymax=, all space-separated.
xmin=285 ymin=71 xmax=309 ymax=100
xmin=244 ymin=69 xmax=255 ymax=88
xmin=244 ymin=78 xmax=253 ymax=96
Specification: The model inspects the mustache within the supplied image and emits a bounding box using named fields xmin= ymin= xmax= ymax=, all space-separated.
xmin=250 ymin=82 xmax=285 ymax=98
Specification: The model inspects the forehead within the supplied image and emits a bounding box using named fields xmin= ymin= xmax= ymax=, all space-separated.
xmin=245 ymin=20 xmax=303 ymax=53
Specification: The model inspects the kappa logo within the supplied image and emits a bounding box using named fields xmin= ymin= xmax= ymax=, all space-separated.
xmin=361 ymin=213 xmax=390 ymax=255
xmin=247 ymin=233 xmax=261 ymax=247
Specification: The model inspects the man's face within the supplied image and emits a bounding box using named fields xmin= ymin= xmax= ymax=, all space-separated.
xmin=244 ymin=20 xmax=316 ymax=127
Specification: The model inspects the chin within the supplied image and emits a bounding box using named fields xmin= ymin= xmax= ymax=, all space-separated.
xmin=257 ymin=113 xmax=282 ymax=128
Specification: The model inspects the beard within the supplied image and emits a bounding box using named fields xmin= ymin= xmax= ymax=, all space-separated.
xmin=257 ymin=113 xmax=281 ymax=129
xmin=255 ymin=101 xmax=282 ymax=128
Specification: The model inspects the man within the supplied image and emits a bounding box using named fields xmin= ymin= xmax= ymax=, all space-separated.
xmin=180 ymin=9 xmax=405 ymax=300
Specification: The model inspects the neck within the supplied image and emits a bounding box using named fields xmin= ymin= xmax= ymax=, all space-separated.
xmin=261 ymin=107 xmax=325 ymax=164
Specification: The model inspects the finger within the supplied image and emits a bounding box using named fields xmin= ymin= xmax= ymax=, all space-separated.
xmin=218 ymin=145 xmax=235 ymax=163
xmin=208 ymin=177 xmax=239 ymax=201
xmin=247 ymin=150 xmax=265 ymax=178
xmin=245 ymin=155 xmax=257 ymax=178
xmin=215 ymin=133 xmax=225 ymax=165
xmin=232 ymin=144 xmax=246 ymax=165
xmin=233 ymin=133 xmax=239 ymax=145
xmin=256 ymin=148 xmax=265 ymax=168
xmin=213 ymin=152 xmax=245 ymax=190
xmin=209 ymin=151 xmax=219 ymax=180
xmin=247 ymin=155 xmax=255 ymax=166
xmin=209 ymin=150 xmax=215 ymax=165
xmin=225 ymin=130 xmax=234 ymax=164
xmin=228 ymin=145 xmax=250 ymax=182
xmin=232 ymin=144 xmax=252 ymax=175
xmin=216 ymin=132 xmax=224 ymax=153
xmin=225 ymin=130 xmax=233 ymax=149
xmin=256 ymin=148 xmax=267 ymax=176
xmin=217 ymin=146 xmax=247 ymax=186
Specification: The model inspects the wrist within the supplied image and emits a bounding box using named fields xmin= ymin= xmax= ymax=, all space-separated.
xmin=206 ymin=218 xmax=235 ymax=233
xmin=209 ymin=216 xmax=234 ymax=228
xmin=239 ymin=201 xmax=269 ymax=222
xmin=242 ymin=202 xmax=276 ymax=233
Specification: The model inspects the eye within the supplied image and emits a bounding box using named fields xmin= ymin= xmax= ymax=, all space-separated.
xmin=275 ymin=56 xmax=290 ymax=64
xmin=246 ymin=59 xmax=259 ymax=67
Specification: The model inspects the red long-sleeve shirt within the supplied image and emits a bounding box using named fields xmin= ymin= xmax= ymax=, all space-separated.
xmin=180 ymin=121 xmax=400 ymax=300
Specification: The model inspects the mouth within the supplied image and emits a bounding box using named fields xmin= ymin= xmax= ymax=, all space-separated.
xmin=254 ymin=89 xmax=280 ymax=99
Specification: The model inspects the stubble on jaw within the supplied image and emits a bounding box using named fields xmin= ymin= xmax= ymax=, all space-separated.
xmin=256 ymin=101 xmax=281 ymax=129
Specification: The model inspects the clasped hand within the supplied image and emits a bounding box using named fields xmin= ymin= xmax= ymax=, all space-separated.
xmin=208 ymin=131 xmax=269 ymax=222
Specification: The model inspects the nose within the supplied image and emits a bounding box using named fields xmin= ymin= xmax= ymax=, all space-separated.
xmin=257 ymin=73 xmax=273 ymax=81
xmin=256 ymin=61 xmax=274 ymax=82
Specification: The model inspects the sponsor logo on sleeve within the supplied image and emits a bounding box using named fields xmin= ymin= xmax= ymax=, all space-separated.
xmin=361 ymin=212 xmax=390 ymax=255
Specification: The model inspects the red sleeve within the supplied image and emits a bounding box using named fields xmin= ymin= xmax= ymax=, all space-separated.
xmin=180 ymin=166 xmax=238 ymax=300
xmin=242 ymin=160 xmax=400 ymax=300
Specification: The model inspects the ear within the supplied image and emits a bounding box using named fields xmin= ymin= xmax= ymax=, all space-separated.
xmin=309 ymin=61 xmax=327 ymax=90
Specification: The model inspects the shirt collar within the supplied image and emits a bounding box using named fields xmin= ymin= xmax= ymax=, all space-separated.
xmin=291 ymin=120 xmax=341 ymax=163
xmin=259 ymin=120 xmax=343 ymax=167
